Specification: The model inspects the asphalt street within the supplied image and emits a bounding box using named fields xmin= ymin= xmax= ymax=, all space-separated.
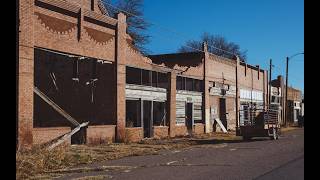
xmin=59 ymin=128 xmax=304 ymax=180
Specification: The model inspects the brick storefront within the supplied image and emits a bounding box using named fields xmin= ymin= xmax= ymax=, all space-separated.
xmin=17 ymin=0 xmax=269 ymax=149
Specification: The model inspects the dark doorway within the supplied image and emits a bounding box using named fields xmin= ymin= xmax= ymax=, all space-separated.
xmin=71 ymin=127 xmax=87 ymax=144
xmin=186 ymin=103 xmax=193 ymax=133
xmin=219 ymin=98 xmax=227 ymax=129
xmin=143 ymin=101 xmax=152 ymax=138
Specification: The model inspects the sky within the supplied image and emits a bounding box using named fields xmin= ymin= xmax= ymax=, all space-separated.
xmin=129 ymin=0 xmax=304 ymax=92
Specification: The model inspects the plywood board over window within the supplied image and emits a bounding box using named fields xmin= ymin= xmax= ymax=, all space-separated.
xmin=176 ymin=101 xmax=186 ymax=125
xmin=193 ymin=103 xmax=203 ymax=123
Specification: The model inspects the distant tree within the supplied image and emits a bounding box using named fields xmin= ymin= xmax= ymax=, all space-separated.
xmin=103 ymin=0 xmax=150 ymax=54
xmin=179 ymin=32 xmax=247 ymax=62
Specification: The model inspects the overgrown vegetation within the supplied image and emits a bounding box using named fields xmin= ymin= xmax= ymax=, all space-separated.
xmin=16 ymin=139 xmax=195 ymax=179
xmin=19 ymin=130 xmax=285 ymax=179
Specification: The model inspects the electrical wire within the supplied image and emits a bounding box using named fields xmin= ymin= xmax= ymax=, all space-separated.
xmin=102 ymin=1 xmax=238 ymax=57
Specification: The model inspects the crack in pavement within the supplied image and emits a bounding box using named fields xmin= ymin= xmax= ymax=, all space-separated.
xmin=252 ymin=154 xmax=304 ymax=180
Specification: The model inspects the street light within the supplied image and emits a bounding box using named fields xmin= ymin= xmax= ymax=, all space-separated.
xmin=284 ymin=52 xmax=304 ymax=127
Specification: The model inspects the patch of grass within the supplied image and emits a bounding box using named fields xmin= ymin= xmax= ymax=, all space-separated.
xmin=16 ymin=145 xmax=71 ymax=179
xmin=17 ymin=133 xmax=241 ymax=179
xmin=72 ymin=175 xmax=112 ymax=180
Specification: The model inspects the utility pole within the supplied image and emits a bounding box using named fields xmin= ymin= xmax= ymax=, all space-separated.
xmin=269 ymin=59 xmax=272 ymax=109
xmin=284 ymin=57 xmax=289 ymax=127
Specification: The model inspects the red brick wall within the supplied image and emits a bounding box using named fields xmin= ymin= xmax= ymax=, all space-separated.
xmin=193 ymin=123 xmax=204 ymax=134
xmin=153 ymin=126 xmax=169 ymax=139
xmin=125 ymin=127 xmax=143 ymax=143
xmin=86 ymin=125 xmax=116 ymax=145
xmin=174 ymin=125 xmax=187 ymax=137
xmin=207 ymin=55 xmax=236 ymax=86
xmin=67 ymin=0 xmax=104 ymax=14
xmin=34 ymin=3 xmax=116 ymax=61
xmin=18 ymin=0 xmax=35 ymax=149
xmin=33 ymin=127 xmax=71 ymax=145
xmin=226 ymin=97 xmax=236 ymax=130
xmin=238 ymin=64 xmax=264 ymax=91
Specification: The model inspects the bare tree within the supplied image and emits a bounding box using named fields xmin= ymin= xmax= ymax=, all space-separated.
xmin=179 ymin=32 xmax=247 ymax=62
xmin=103 ymin=0 xmax=150 ymax=54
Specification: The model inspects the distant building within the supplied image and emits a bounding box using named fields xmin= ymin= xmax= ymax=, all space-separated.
xmin=286 ymin=87 xmax=302 ymax=125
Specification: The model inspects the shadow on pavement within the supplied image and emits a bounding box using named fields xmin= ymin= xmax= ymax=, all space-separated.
xmin=190 ymin=138 xmax=269 ymax=145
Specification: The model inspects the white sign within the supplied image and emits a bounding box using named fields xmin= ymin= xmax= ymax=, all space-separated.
xmin=240 ymin=89 xmax=263 ymax=101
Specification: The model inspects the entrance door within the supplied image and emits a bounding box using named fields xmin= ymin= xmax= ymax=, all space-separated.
xmin=294 ymin=109 xmax=299 ymax=122
xmin=219 ymin=98 xmax=227 ymax=129
xmin=186 ymin=103 xmax=193 ymax=133
xmin=143 ymin=101 xmax=152 ymax=138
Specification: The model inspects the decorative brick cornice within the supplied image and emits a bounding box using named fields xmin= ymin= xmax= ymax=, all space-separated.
xmin=35 ymin=12 xmax=76 ymax=34
xmin=84 ymin=26 xmax=114 ymax=45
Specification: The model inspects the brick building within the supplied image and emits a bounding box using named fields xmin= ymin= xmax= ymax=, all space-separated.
xmin=17 ymin=0 xmax=269 ymax=149
xmin=286 ymin=87 xmax=302 ymax=125
xmin=270 ymin=76 xmax=302 ymax=126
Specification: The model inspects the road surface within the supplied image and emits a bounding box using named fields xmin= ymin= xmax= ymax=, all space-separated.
xmin=58 ymin=128 xmax=304 ymax=180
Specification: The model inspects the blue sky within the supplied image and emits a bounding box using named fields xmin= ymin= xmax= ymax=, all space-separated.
xmin=131 ymin=0 xmax=304 ymax=92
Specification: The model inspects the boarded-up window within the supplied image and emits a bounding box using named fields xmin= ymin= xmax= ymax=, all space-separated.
xmin=176 ymin=101 xmax=186 ymax=125
xmin=193 ymin=103 xmax=202 ymax=123
xmin=141 ymin=69 xmax=151 ymax=86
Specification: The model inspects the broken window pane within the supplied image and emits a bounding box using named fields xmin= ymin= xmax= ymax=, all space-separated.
xmin=141 ymin=69 xmax=151 ymax=86
xmin=126 ymin=100 xmax=141 ymax=127
xmin=186 ymin=77 xmax=193 ymax=91
xmin=152 ymin=71 xmax=158 ymax=87
xmin=126 ymin=66 xmax=141 ymax=85
xmin=193 ymin=79 xmax=203 ymax=92
xmin=176 ymin=76 xmax=184 ymax=90
xmin=34 ymin=48 xmax=116 ymax=127
xmin=153 ymin=101 xmax=166 ymax=126
xmin=158 ymin=72 xmax=168 ymax=89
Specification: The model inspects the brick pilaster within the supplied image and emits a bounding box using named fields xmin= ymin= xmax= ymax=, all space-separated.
xmin=18 ymin=0 xmax=35 ymax=149
xmin=167 ymin=72 xmax=176 ymax=137
xmin=115 ymin=13 xmax=127 ymax=142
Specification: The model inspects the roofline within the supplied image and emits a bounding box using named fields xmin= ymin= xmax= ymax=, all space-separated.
xmin=149 ymin=52 xmax=265 ymax=72
xmin=148 ymin=51 xmax=202 ymax=58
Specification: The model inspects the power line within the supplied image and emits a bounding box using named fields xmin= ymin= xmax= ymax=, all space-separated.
xmin=102 ymin=1 xmax=237 ymax=57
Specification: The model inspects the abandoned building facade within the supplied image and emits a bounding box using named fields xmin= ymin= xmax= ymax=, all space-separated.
xmin=270 ymin=76 xmax=303 ymax=126
xmin=17 ymin=0 xmax=270 ymax=149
